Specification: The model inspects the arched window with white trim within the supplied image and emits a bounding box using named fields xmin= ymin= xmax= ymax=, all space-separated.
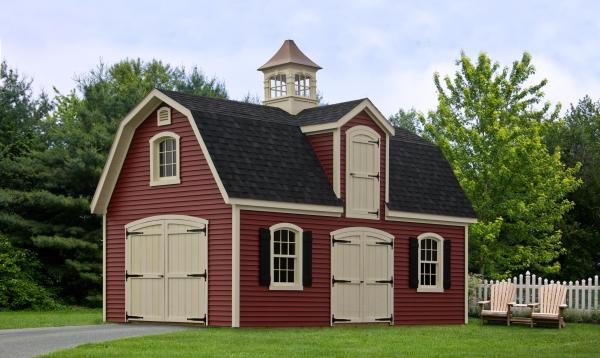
xmin=149 ymin=132 xmax=181 ymax=186
xmin=269 ymin=223 xmax=303 ymax=290
xmin=417 ymin=233 xmax=444 ymax=292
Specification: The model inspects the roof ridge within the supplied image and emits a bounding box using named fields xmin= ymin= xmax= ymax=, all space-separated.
xmin=190 ymin=110 xmax=300 ymax=127
xmin=160 ymin=89 xmax=289 ymax=113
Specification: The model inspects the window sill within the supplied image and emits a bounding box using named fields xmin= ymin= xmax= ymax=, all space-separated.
xmin=150 ymin=177 xmax=181 ymax=187
xmin=345 ymin=211 xmax=379 ymax=220
xmin=269 ymin=284 xmax=304 ymax=291
xmin=417 ymin=286 xmax=444 ymax=293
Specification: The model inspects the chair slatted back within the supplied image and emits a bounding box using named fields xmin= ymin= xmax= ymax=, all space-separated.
xmin=539 ymin=284 xmax=566 ymax=315
xmin=490 ymin=282 xmax=516 ymax=311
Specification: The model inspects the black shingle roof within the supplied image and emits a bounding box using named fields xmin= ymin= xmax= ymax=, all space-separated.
xmin=163 ymin=90 xmax=475 ymax=217
xmin=388 ymin=128 xmax=476 ymax=218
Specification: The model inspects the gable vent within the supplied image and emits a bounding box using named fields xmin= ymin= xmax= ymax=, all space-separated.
xmin=157 ymin=107 xmax=171 ymax=126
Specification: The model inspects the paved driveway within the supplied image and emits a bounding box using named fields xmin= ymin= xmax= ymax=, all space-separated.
xmin=0 ymin=324 xmax=190 ymax=358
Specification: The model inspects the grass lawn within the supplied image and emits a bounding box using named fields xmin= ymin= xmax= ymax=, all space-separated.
xmin=45 ymin=320 xmax=600 ymax=357
xmin=0 ymin=308 xmax=102 ymax=329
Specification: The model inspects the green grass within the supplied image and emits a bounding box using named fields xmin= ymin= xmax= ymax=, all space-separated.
xmin=45 ymin=320 xmax=600 ymax=357
xmin=0 ymin=308 xmax=102 ymax=329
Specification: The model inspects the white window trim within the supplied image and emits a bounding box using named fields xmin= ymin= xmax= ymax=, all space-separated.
xmin=149 ymin=131 xmax=181 ymax=187
xmin=345 ymin=125 xmax=381 ymax=220
xmin=417 ymin=232 xmax=444 ymax=293
xmin=269 ymin=223 xmax=303 ymax=291
xmin=157 ymin=106 xmax=171 ymax=126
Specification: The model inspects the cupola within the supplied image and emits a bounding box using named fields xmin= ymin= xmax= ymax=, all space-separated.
xmin=258 ymin=40 xmax=321 ymax=115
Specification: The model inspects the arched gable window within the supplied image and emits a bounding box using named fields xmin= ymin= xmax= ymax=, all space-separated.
xmin=294 ymin=73 xmax=311 ymax=97
xmin=149 ymin=132 xmax=181 ymax=186
xmin=269 ymin=223 xmax=303 ymax=290
xmin=417 ymin=233 xmax=444 ymax=293
xmin=269 ymin=74 xmax=287 ymax=98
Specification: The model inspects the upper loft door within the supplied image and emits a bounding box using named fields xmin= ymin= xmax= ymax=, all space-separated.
xmin=346 ymin=126 xmax=380 ymax=219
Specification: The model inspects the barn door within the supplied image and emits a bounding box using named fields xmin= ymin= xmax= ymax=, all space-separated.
xmin=346 ymin=126 xmax=380 ymax=219
xmin=331 ymin=228 xmax=394 ymax=325
xmin=125 ymin=216 xmax=208 ymax=324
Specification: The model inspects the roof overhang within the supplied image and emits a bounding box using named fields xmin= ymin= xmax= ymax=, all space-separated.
xmin=90 ymin=89 xmax=230 ymax=214
xmin=299 ymin=99 xmax=395 ymax=135
xmin=385 ymin=208 xmax=478 ymax=226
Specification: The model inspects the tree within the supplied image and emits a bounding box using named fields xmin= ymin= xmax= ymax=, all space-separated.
xmin=0 ymin=59 xmax=228 ymax=306
xmin=423 ymin=52 xmax=580 ymax=278
xmin=389 ymin=108 xmax=423 ymax=134
xmin=546 ymin=96 xmax=600 ymax=279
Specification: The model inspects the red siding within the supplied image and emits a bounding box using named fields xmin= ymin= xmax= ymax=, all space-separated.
xmin=239 ymin=211 xmax=465 ymax=327
xmin=106 ymin=106 xmax=232 ymax=326
xmin=306 ymin=132 xmax=334 ymax=185
xmin=341 ymin=111 xmax=387 ymax=217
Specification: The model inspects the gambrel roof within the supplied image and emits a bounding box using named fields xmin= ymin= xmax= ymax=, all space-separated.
xmin=91 ymin=89 xmax=475 ymax=221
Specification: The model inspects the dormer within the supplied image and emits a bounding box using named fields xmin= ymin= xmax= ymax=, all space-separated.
xmin=258 ymin=40 xmax=321 ymax=115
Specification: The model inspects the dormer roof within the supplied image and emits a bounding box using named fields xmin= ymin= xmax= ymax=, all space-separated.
xmin=258 ymin=40 xmax=322 ymax=70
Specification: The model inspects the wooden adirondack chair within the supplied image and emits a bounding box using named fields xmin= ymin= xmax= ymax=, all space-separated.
xmin=478 ymin=282 xmax=516 ymax=326
xmin=528 ymin=283 xmax=568 ymax=328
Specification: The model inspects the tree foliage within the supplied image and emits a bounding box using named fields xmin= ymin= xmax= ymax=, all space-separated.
xmin=0 ymin=59 xmax=227 ymax=307
xmin=423 ymin=52 xmax=581 ymax=278
xmin=389 ymin=108 xmax=423 ymax=134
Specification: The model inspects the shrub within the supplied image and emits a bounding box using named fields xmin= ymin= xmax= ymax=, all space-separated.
xmin=0 ymin=235 xmax=60 ymax=310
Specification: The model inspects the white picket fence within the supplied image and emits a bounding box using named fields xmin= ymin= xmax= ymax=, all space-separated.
xmin=477 ymin=271 xmax=600 ymax=311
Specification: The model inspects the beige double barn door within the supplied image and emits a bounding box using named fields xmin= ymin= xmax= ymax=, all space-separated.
xmin=331 ymin=228 xmax=394 ymax=324
xmin=125 ymin=217 xmax=208 ymax=324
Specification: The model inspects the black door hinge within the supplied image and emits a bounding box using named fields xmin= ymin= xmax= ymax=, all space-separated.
xmin=125 ymin=271 xmax=143 ymax=280
xmin=368 ymin=139 xmax=380 ymax=146
xmin=332 ymin=238 xmax=351 ymax=246
xmin=187 ymin=227 xmax=207 ymax=234
xmin=368 ymin=172 xmax=380 ymax=180
xmin=375 ymin=314 xmax=393 ymax=323
xmin=187 ymin=314 xmax=207 ymax=323
xmin=126 ymin=312 xmax=143 ymax=320
xmin=332 ymin=314 xmax=351 ymax=323
xmin=126 ymin=231 xmax=144 ymax=238
xmin=375 ymin=241 xmax=393 ymax=249
xmin=375 ymin=277 xmax=394 ymax=286
xmin=187 ymin=269 xmax=207 ymax=280
xmin=368 ymin=209 xmax=379 ymax=216
xmin=332 ymin=276 xmax=351 ymax=286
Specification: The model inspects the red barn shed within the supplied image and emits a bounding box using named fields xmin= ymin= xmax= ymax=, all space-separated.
xmin=91 ymin=40 xmax=476 ymax=327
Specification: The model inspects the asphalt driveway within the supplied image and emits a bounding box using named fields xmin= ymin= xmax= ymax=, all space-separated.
xmin=0 ymin=323 xmax=190 ymax=358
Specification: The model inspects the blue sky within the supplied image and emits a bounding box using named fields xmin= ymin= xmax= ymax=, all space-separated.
xmin=1 ymin=0 xmax=599 ymax=116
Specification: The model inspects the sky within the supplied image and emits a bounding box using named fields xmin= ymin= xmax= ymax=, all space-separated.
xmin=1 ymin=0 xmax=599 ymax=116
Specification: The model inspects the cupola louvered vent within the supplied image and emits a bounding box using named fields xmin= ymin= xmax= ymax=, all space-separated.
xmin=157 ymin=107 xmax=171 ymax=126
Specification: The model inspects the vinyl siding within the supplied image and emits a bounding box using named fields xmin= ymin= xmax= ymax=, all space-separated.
xmin=105 ymin=106 xmax=232 ymax=326
xmin=306 ymin=132 xmax=334 ymax=185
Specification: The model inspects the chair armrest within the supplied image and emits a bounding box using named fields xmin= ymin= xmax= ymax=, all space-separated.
xmin=559 ymin=304 xmax=568 ymax=309
xmin=478 ymin=300 xmax=491 ymax=305
xmin=509 ymin=303 xmax=527 ymax=307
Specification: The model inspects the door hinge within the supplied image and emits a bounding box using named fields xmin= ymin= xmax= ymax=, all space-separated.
xmin=332 ymin=276 xmax=351 ymax=286
xmin=375 ymin=241 xmax=393 ymax=249
xmin=332 ymin=314 xmax=351 ymax=324
xmin=187 ymin=269 xmax=207 ymax=280
xmin=375 ymin=277 xmax=394 ymax=286
xmin=187 ymin=314 xmax=207 ymax=323
xmin=126 ymin=231 xmax=144 ymax=238
xmin=331 ymin=238 xmax=351 ymax=246
xmin=368 ymin=209 xmax=379 ymax=216
xmin=368 ymin=172 xmax=380 ymax=180
xmin=375 ymin=314 xmax=393 ymax=323
xmin=368 ymin=139 xmax=380 ymax=146
xmin=126 ymin=312 xmax=144 ymax=320
xmin=187 ymin=227 xmax=207 ymax=234
xmin=125 ymin=271 xmax=143 ymax=280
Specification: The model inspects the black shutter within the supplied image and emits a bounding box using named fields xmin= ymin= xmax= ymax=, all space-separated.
xmin=443 ymin=240 xmax=451 ymax=289
xmin=259 ymin=228 xmax=270 ymax=286
xmin=302 ymin=231 xmax=313 ymax=287
xmin=409 ymin=237 xmax=418 ymax=288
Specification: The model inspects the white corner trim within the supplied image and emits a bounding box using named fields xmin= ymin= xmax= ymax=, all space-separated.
xmin=102 ymin=213 xmax=106 ymax=322
xmin=385 ymin=208 xmax=477 ymax=226
xmin=91 ymin=89 xmax=230 ymax=214
xmin=333 ymin=128 xmax=341 ymax=198
xmin=231 ymin=198 xmax=343 ymax=217
xmin=149 ymin=131 xmax=181 ymax=187
xmin=299 ymin=99 xmax=395 ymax=136
xmin=464 ymin=225 xmax=469 ymax=324
xmin=232 ymin=204 xmax=240 ymax=328
xmin=385 ymin=134 xmax=390 ymax=203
